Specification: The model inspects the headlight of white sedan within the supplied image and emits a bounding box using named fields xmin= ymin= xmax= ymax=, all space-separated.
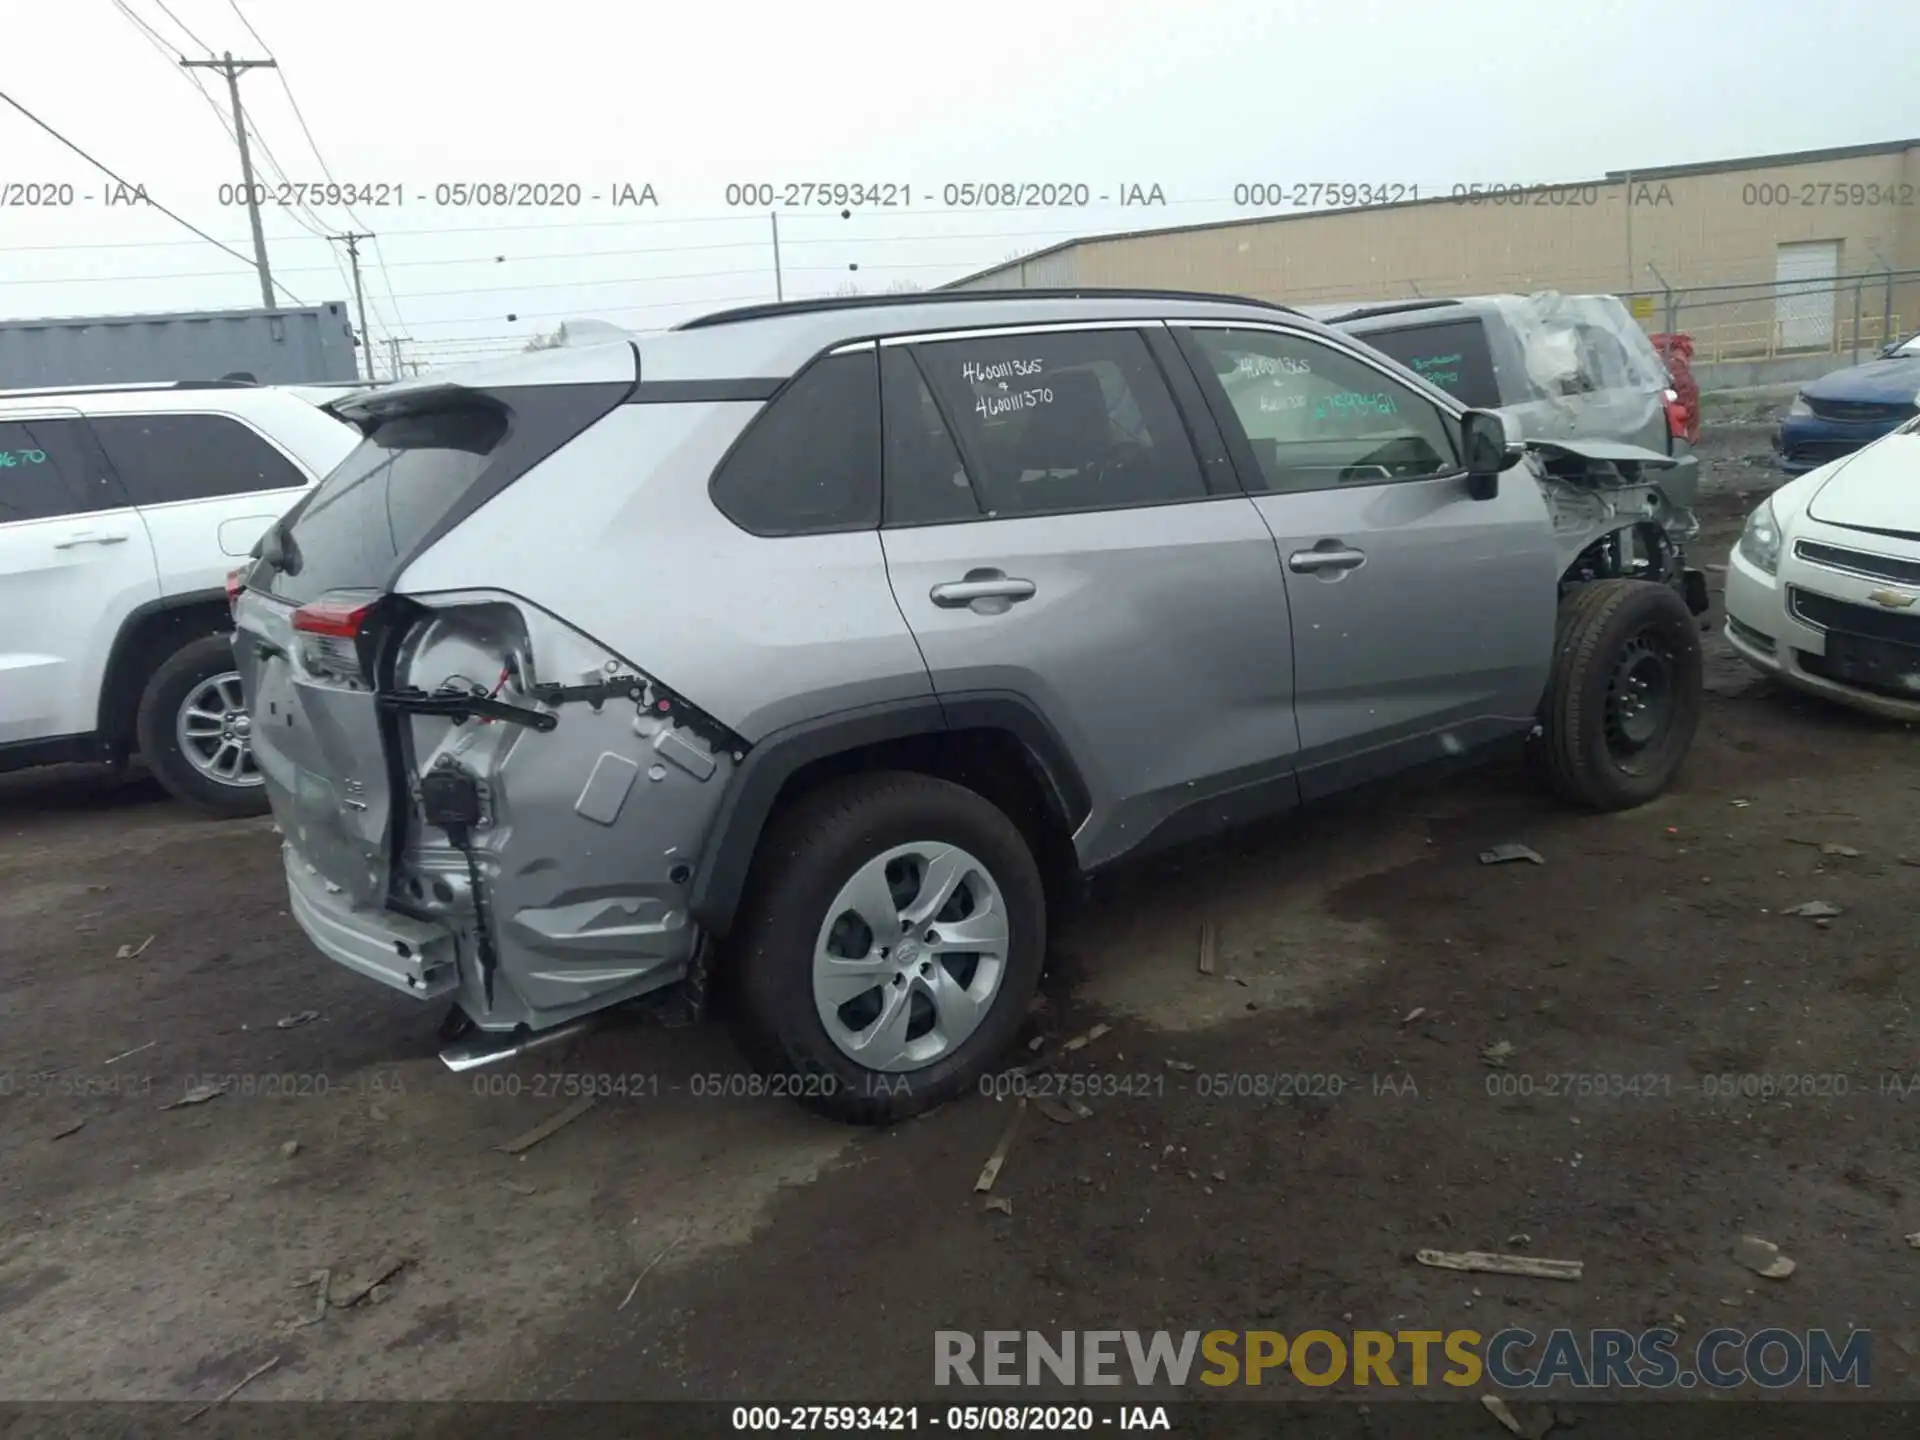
xmin=1738 ymin=496 xmax=1784 ymax=575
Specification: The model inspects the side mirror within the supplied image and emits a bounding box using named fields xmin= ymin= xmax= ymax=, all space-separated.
xmin=1460 ymin=409 xmax=1518 ymax=500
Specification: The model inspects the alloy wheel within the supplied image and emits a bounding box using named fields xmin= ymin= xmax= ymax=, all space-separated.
xmin=174 ymin=671 xmax=262 ymax=789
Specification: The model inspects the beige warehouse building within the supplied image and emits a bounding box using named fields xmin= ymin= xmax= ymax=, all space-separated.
xmin=947 ymin=139 xmax=1920 ymax=387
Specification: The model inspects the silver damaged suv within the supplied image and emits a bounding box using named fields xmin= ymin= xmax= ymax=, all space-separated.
xmin=232 ymin=289 xmax=1710 ymax=1123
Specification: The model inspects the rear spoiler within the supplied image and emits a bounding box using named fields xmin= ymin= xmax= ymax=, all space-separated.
xmin=325 ymin=382 xmax=490 ymax=433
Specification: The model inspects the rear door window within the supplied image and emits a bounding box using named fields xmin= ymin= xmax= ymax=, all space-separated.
xmin=709 ymin=350 xmax=881 ymax=535
xmin=1350 ymin=318 xmax=1502 ymax=408
xmin=265 ymin=403 xmax=507 ymax=604
xmin=0 ymin=416 xmax=128 ymax=523
xmin=89 ymin=412 xmax=308 ymax=505
xmin=909 ymin=328 xmax=1207 ymax=518
xmin=880 ymin=348 xmax=982 ymax=526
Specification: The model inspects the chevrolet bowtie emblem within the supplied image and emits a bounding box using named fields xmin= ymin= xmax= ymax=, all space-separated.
xmin=1867 ymin=587 xmax=1918 ymax=609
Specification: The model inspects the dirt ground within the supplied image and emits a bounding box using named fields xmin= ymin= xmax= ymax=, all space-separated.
xmin=2 ymin=413 xmax=1917 ymax=1414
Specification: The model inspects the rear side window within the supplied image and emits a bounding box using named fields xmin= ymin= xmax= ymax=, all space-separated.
xmin=710 ymin=351 xmax=881 ymax=535
xmin=265 ymin=404 xmax=507 ymax=604
xmin=911 ymin=328 xmax=1206 ymax=518
xmin=90 ymin=412 xmax=308 ymax=504
xmin=1352 ymin=319 xmax=1502 ymax=408
xmin=0 ymin=417 xmax=127 ymax=523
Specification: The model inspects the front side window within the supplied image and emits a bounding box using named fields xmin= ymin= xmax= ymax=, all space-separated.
xmin=910 ymin=328 xmax=1206 ymax=519
xmin=0 ymin=417 xmax=125 ymax=523
xmin=1186 ymin=328 xmax=1459 ymax=493
xmin=89 ymin=413 xmax=308 ymax=505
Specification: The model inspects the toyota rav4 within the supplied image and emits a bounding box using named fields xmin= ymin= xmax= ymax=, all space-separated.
xmin=232 ymin=289 xmax=1708 ymax=1123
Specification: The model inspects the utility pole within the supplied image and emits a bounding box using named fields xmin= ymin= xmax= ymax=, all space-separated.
xmin=770 ymin=211 xmax=784 ymax=302
xmin=386 ymin=335 xmax=412 ymax=382
xmin=182 ymin=51 xmax=278 ymax=309
xmin=331 ymin=232 xmax=376 ymax=380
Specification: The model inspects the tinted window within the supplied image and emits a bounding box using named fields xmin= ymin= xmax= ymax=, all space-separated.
xmin=710 ymin=351 xmax=881 ymax=535
xmin=1188 ymin=328 xmax=1459 ymax=494
xmin=1352 ymin=318 xmax=1502 ymax=408
xmin=90 ymin=413 xmax=308 ymax=505
xmin=914 ymin=329 xmax=1206 ymax=518
xmin=881 ymin=348 xmax=981 ymax=526
xmin=0 ymin=417 xmax=126 ymax=523
xmin=266 ymin=404 xmax=507 ymax=603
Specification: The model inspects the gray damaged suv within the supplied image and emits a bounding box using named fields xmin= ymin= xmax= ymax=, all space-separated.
xmin=1314 ymin=292 xmax=1701 ymax=517
xmin=232 ymin=289 xmax=1709 ymax=1123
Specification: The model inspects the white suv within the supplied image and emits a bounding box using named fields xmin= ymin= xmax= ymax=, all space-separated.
xmin=0 ymin=380 xmax=361 ymax=814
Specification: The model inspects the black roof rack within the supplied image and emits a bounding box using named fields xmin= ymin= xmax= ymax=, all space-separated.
xmin=673 ymin=287 xmax=1301 ymax=331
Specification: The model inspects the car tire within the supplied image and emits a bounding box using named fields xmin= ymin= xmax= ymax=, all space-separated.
xmin=729 ymin=770 xmax=1046 ymax=1125
xmin=134 ymin=632 xmax=270 ymax=819
xmin=1531 ymin=578 xmax=1703 ymax=810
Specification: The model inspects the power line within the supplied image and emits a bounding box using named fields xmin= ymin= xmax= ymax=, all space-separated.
xmin=0 ymin=218 xmax=1121 ymax=257
xmin=224 ymin=0 xmax=408 ymax=332
xmin=109 ymin=2 xmax=366 ymax=320
xmin=0 ymin=86 xmax=304 ymax=303
xmin=150 ymin=0 xmax=213 ymax=53
xmin=0 ymin=254 xmax=965 ymax=287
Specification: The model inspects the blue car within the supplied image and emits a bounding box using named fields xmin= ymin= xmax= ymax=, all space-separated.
xmin=1776 ymin=331 xmax=1920 ymax=473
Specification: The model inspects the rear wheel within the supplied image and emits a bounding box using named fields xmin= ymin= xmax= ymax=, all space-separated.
xmin=730 ymin=771 xmax=1046 ymax=1124
xmin=1530 ymin=579 xmax=1702 ymax=810
xmin=135 ymin=632 xmax=269 ymax=819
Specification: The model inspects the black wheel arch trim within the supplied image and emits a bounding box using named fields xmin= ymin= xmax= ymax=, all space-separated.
xmin=97 ymin=587 xmax=232 ymax=739
xmin=686 ymin=690 xmax=1090 ymax=940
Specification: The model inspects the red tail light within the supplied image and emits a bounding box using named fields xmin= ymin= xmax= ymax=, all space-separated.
xmin=291 ymin=595 xmax=375 ymax=638
xmin=225 ymin=567 xmax=246 ymax=606
xmin=1663 ymin=388 xmax=1690 ymax=445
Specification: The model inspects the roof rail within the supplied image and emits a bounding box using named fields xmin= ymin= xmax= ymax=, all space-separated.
xmin=1317 ymin=298 xmax=1461 ymax=325
xmin=0 ymin=377 xmax=262 ymax=401
xmin=673 ymin=287 xmax=1301 ymax=331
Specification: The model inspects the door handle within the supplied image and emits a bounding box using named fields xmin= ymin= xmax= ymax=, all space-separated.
xmin=53 ymin=531 xmax=131 ymax=550
xmin=929 ymin=571 xmax=1037 ymax=609
xmin=1287 ymin=545 xmax=1367 ymax=574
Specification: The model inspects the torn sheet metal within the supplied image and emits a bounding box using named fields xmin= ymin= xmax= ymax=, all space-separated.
xmin=1490 ymin=291 xmax=1671 ymax=401
xmin=1521 ymin=434 xmax=1699 ymax=567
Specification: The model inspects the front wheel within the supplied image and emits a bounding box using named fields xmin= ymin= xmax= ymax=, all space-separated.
xmin=135 ymin=632 xmax=270 ymax=818
xmin=729 ymin=771 xmax=1046 ymax=1124
xmin=1530 ymin=579 xmax=1703 ymax=810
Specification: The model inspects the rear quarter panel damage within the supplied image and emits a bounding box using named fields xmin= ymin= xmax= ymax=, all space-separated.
xmin=392 ymin=593 xmax=736 ymax=1031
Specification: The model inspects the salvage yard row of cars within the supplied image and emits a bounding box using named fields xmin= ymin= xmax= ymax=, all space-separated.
xmin=4 ymin=287 xmax=1915 ymax=1124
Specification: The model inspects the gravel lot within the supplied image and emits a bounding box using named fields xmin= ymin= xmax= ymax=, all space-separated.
xmin=3 ymin=415 xmax=1916 ymax=1413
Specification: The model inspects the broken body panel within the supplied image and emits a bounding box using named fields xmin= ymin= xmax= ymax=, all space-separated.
xmin=236 ymin=584 xmax=735 ymax=1035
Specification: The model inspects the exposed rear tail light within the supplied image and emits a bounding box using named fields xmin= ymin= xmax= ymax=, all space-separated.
xmin=291 ymin=592 xmax=379 ymax=684
xmin=292 ymin=595 xmax=375 ymax=637
xmin=1662 ymin=387 xmax=1691 ymax=449
xmin=225 ymin=567 xmax=246 ymax=608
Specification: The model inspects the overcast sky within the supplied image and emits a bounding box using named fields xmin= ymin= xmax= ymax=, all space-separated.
xmin=3 ymin=0 xmax=1915 ymax=372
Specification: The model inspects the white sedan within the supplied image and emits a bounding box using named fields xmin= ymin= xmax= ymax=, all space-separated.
xmin=1724 ymin=417 xmax=1920 ymax=721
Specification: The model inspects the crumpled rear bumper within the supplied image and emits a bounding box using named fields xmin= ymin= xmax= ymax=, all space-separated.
xmin=283 ymin=844 xmax=460 ymax=1000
